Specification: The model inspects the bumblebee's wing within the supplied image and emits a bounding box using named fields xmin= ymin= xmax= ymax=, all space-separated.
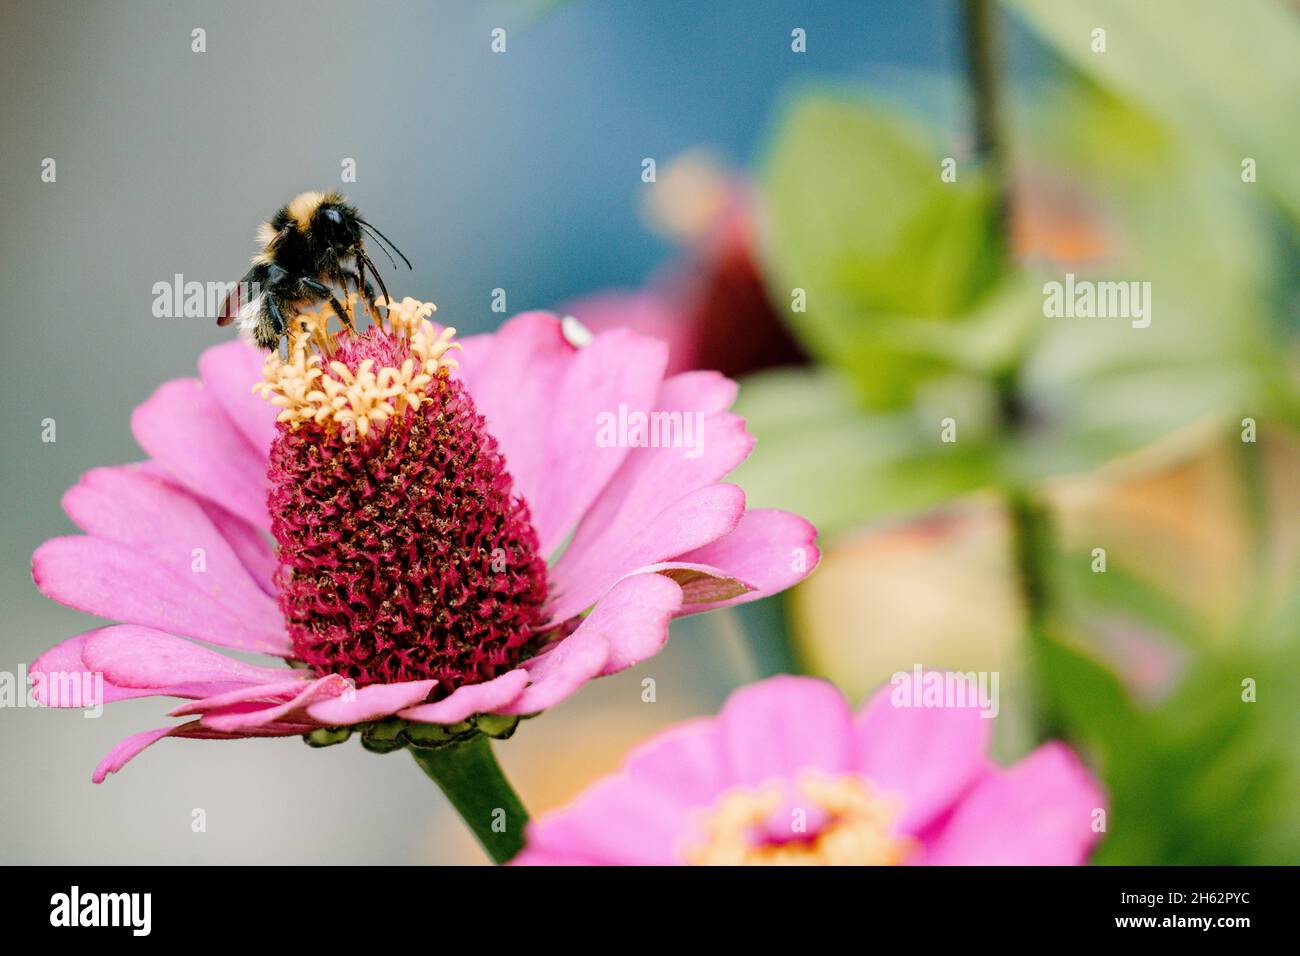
xmin=217 ymin=263 xmax=268 ymax=327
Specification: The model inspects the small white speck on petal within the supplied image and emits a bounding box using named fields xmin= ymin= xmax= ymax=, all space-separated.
xmin=561 ymin=315 xmax=593 ymax=348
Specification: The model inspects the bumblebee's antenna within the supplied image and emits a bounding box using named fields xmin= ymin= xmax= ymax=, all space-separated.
xmin=363 ymin=230 xmax=398 ymax=270
xmin=358 ymin=220 xmax=412 ymax=270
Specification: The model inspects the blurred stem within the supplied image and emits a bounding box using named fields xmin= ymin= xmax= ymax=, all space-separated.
xmin=965 ymin=0 xmax=1062 ymax=738
xmin=409 ymin=735 xmax=529 ymax=864
xmin=770 ymin=598 xmax=807 ymax=676
xmin=728 ymin=584 xmax=806 ymax=679
xmin=1006 ymin=488 xmax=1065 ymax=740
xmin=963 ymin=0 xmax=1012 ymax=258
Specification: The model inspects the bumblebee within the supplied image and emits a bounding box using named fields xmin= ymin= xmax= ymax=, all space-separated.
xmin=217 ymin=190 xmax=410 ymax=349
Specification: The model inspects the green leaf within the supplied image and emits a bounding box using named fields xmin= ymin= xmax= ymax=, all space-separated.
xmin=1036 ymin=628 xmax=1142 ymax=756
xmin=1004 ymin=0 xmax=1300 ymax=224
xmin=758 ymin=94 xmax=1006 ymax=407
xmin=1035 ymin=625 xmax=1300 ymax=864
xmin=730 ymin=365 xmax=1001 ymax=542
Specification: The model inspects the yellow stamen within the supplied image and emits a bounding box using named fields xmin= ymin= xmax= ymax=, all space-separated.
xmin=684 ymin=773 xmax=912 ymax=866
xmin=253 ymin=296 xmax=460 ymax=441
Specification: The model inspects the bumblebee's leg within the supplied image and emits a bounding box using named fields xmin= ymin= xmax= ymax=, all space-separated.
xmin=253 ymin=294 xmax=286 ymax=351
xmin=348 ymin=262 xmax=382 ymax=324
xmin=331 ymin=269 xmax=361 ymax=331
xmin=302 ymin=278 xmax=354 ymax=334
xmin=327 ymin=268 xmax=351 ymax=321
xmin=353 ymin=257 xmax=372 ymax=322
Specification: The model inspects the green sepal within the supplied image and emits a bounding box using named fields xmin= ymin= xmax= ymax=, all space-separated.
xmin=402 ymin=721 xmax=458 ymax=748
xmin=473 ymin=713 xmax=520 ymax=740
xmin=357 ymin=717 xmax=408 ymax=754
xmin=359 ymin=735 xmax=407 ymax=755
xmin=305 ymin=711 xmax=527 ymax=754
xmin=303 ymin=726 xmax=352 ymax=748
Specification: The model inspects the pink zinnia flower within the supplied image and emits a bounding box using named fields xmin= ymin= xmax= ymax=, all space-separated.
xmin=31 ymin=298 xmax=818 ymax=783
xmin=515 ymin=673 xmax=1106 ymax=865
xmin=563 ymin=162 xmax=807 ymax=379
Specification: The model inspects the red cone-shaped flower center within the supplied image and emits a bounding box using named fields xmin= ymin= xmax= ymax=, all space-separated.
xmin=265 ymin=326 xmax=549 ymax=693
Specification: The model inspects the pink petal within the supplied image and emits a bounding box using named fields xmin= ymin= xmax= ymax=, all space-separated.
xmin=92 ymin=719 xmax=314 ymax=783
xmin=526 ymin=329 xmax=670 ymax=555
xmin=194 ymin=498 xmax=278 ymax=597
xmin=62 ymin=465 xmax=279 ymax=625
xmin=32 ymin=535 xmax=290 ymax=655
xmin=132 ymin=459 xmax=277 ymax=596
xmin=400 ymin=669 xmax=528 ymax=724
xmin=75 ymin=626 xmax=291 ymax=699
xmin=561 ymin=290 xmax=698 ymax=375
xmin=308 ymin=679 xmax=438 ymax=725
xmin=169 ymin=679 xmax=317 ymax=715
xmin=509 ymin=846 xmax=594 ymax=866
xmin=622 ymin=718 xmax=728 ymax=812
xmin=28 ymin=633 xmax=94 ymax=706
xmin=456 ymin=312 xmax=577 ymax=538
xmin=920 ymin=743 xmax=1107 ymax=865
xmin=592 ymin=571 xmax=684 ymax=675
xmin=92 ymin=726 xmax=178 ymax=783
xmin=30 ymin=630 xmax=195 ymax=708
xmin=548 ymin=393 xmax=752 ymax=616
xmin=131 ymin=377 xmax=271 ymax=531
xmin=195 ymin=675 xmax=350 ymax=731
xmin=673 ymin=509 xmax=820 ymax=613
xmin=717 ymin=675 xmax=856 ymax=789
xmin=197 ymin=339 xmax=278 ymax=457
xmin=533 ymin=329 xmax=670 ymax=554
xmin=544 ymin=483 xmax=746 ymax=625
xmin=25 ymin=632 xmax=187 ymax=709
xmin=655 ymin=369 xmax=741 ymax=416
xmin=492 ymin=631 xmax=609 ymax=717
xmin=459 ymin=315 xmax=670 ymax=557
xmin=855 ymin=673 xmax=993 ymax=836
xmin=556 ymin=375 xmax=745 ymax=557
xmin=523 ymin=771 xmax=693 ymax=865
xmin=498 ymin=572 xmax=684 ymax=715
xmin=457 ymin=310 xmax=570 ymax=406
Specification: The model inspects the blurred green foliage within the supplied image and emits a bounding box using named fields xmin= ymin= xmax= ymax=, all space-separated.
xmin=1008 ymin=0 xmax=1300 ymax=225
xmin=732 ymin=0 xmax=1300 ymax=864
xmin=760 ymin=96 xmax=1009 ymax=407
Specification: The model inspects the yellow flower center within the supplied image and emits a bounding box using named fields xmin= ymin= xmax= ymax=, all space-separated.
xmin=253 ymin=296 xmax=461 ymax=440
xmin=685 ymin=773 xmax=911 ymax=866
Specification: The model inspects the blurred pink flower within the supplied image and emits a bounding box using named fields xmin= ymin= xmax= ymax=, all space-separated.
xmin=31 ymin=305 xmax=818 ymax=781
xmin=515 ymin=673 xmax=1106 ymax=865
xmin=563 ymin=183 xmax=807 ymax=379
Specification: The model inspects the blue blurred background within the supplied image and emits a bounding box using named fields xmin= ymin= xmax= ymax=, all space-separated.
xmin=0 ymin=0 xmax=961 ymax=865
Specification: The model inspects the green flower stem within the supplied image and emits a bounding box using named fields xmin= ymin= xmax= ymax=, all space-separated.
xmin=409 ymin=734 xmax=529 ymax=864
xmin=963 ymin=0 xmax=1012 ymax=258
xmin=964 ymin=0 xmax=1064 ymax=740
xmin=1006 ymin=486 xmax=1065 ymax=740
